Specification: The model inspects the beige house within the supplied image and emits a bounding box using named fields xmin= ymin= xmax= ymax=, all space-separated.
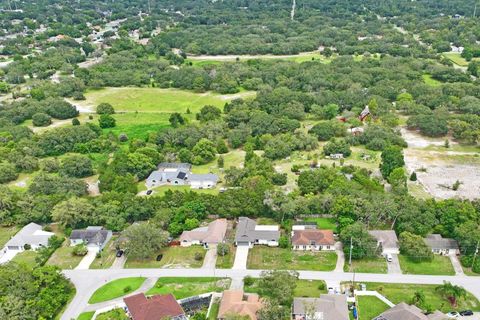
xmin=179 ymin=219 xmax=227 ymax=247
xmin=373 ymin=302 xmax=446 ymax=320
xmin=291 ymin=230 xmax=335 ymax=251
xmin=218 ymin=290 xmax=262 ymax=320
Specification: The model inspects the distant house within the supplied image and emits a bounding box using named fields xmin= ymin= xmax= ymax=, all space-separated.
xmin=292 ymin=295 xmax=349 ymax=320
xmin=179 ymin=219 xmax=227 ymax=248
xmin=70 ymin=226 xmax=112 ymax=251
xmin=124 ymin=293 xmax=187 ymax=320
xmin=373 ymin=302 xmax=446 ymax=320
xmin=424 ymin=234 xmax=459 ymax=255
xmin=0 ymin=223 xmax=54 ymax=264
xmin=329 ymin=153 xmax=344 ymax=160
xmin=234 ymin=217 xmax=280 ymax=248
xmin=146 ymin=163 xmax=218 ymax=189
xmin=218 ymin=290 xmax=262 ymax=320
xmin=369 ymin=230 xmax=399 ymax=255
xmin=292 ymin=222 xmax=317 ymax=231
xmin=291 ymin=229 xmax=335 ymax=251
xmin=349 ymin=127 xmax=364 ymax=136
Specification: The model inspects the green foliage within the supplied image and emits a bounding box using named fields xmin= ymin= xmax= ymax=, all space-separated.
xmin=309 ymin=120 xmax=346 ymax=141
xmin=0 ymin=161 xmax=18 ymax=183
xmin=196 ymin=105 xmax=222 ymax=122
xmin=96 ymin=103 xmax=115 ymax=115
xmin=121 ymin=223 xmax=169 ymax=260
xmin=323 ymin=138 xmax=351 ymax=157
xmin=169 ymin=112 xmax=186 ymax=128
xmin=340 ymin=222 xmax=378 ymax=260
xmin=279 ymin=235 xmax=290 ymax=248
xmin=60 ymin=154 xmax=94 ymax=178
xmin=410 ymin=171 xmax=417 ymax=181
xmin=192 ymin=138 xmax=217 ymax=164
xmin=380 ymin=145 xmax=405 ymax=179
xmin=399 ymin=231 xmax=433 ymax=262
xmin=32 ymin=112 xmax=52 ymax=127
xmin=217 ymin=243 xmax=230 ymax=256
xmin=98 ymin=114 xmax=116 ymax=128
xmin=72 ymin=244 xmax=88 ymax=256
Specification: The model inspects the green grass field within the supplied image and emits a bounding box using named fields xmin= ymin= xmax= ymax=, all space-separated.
xmin=77 ymin=312 xmax=95 ymax=320
xmin=357 ymin=296 xmax=389 ymax=320
xmin=46 ymin=246 xmax=83 ymax=269
xmin=344 ymin=257 xmax=387 ymax=274
xmin=96 ymin=308 xmax=128 ymax=320
xmin=247 ymin=247 xmax=337 ymax=271
xmin=88 ymin=277 xmax=146 ymax=304
xmin=83 ymin=87 xmax=254 ymax=113
xmin=208 ymin=299 xmax=221 ymax=320
xmin=11 ymin=251 xmax=38 ymax=269
xmin=304 ymin=217 xmax=337 ymax=232
xmin=101 ymin=112 xmax=171 ymax=140
xmin=0 ymin=226 xmax=19 ymax=247
xmin=125 ymin=246 xmax=205 ymax=268
xmin=215 ymin=244 xmax=236 ymax=269
xmin=398 ymin=255 xmax=455 ymax=275
xmin=146 ymin=277 xmax=231 ymax=298
xmin=244 ymin=278 xmax=326 ymax=297
xmin=442 ymin=52 xmax=469 ymax=67
xmin=363 ymin=282 xmax=480 ymax=312
xmin=422 ymin=74 xmax=442 ymax=87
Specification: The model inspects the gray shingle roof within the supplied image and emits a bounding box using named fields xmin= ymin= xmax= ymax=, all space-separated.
xmin=5 ymin=222 xmax=54 ymax=248
xmin=235 ymin=217 xmax=280 ymax=243
xmin=369 ymin=230 xmax=399 ymax=251
xmin=157 ymin=163 xmax=192 ymax=170
xmin=373 ymin=302 xmax=446 ymax=320
xmin=424 ymin=234 xmax=459 ymax=250
xmin=70 ymin=227 xmax=110 ymax=246
xmin=293 ymin=295 xmax=349 ymax=320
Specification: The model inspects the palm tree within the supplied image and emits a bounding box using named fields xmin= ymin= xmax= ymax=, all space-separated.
xmin=411 ymin=290 xmax=426 ymax=307
xmin=435 ymin=281 xmax=467 ymax=307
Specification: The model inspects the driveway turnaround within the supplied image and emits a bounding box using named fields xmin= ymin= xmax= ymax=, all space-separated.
xmin=232 ymin=245 xmax=249 ymax=270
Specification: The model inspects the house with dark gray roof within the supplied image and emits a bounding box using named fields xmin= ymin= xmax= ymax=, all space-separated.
xmin=70 ymin=226 xmax=112 ymax=251
xmin=292 ymin=295 xmax=349 ymax=320
xmin=424 ymin=234 xmax=459 ymax=255
xmin=235 ymin=217 xmax=280 ymax=248
xmin=373 ymin=302 xmax=446 ymax=320
xmin=146 ymin=163 xmax=218 ymax=189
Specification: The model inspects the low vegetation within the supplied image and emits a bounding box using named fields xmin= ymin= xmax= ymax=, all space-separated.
xmin=146 ymin=277 xmax=231 ymax=298
xmin=88 ymin=277 xmax=146 ymax=304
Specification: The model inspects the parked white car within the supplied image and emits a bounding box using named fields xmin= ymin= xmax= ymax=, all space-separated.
xmin=386 ymin=253 xmax=393 ymax=262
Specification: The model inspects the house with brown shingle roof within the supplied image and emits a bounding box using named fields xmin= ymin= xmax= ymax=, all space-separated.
xmin=124 ymin=293 xmax=187 ymax=320
xmin=291 ymin=229 xmax=335 ymax=251
xmin=218 ymin=290 xmax=262 ymax=320
xmin=373 ymin=302 xmax=446 ymax=320
xmin=179 ymin=219 xmax=227 ymax=247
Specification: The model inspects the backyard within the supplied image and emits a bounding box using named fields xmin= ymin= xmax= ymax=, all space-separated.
xmin=125 ymin=246 xmax=205 ymax=268
xmin=363 ymin=282 xmax=480 ymax=312
xmin=146 ymin=277 xmax=231 ymax=299
xmin=247 ymin=247 xmax=337 ymax=271
xmin=344 ymin=257 xmax=388 ymax=274
xmin=88 ymin=277 xmax=146 ymax=304
xmin=304 ymin=217 xmax=337 ymax=232
xmin=398 ymin=255 xmax=455 ymax=275
xmin=357 ymin=296 xmax=389 ymax=320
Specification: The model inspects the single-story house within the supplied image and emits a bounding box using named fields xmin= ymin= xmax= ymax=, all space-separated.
xmin=70 ymin=226 xmax=112 ymax=251
xmin=373 ymin=302 xmax=446 ymax=320
xmin=292 ymin=295 xmax=349 ymax=320
xmin=218 ymin=290 xmax=262 ymax=320
xmin=234 ymin=217 xmax=280 ymax=248
xmin=146 ymin=162 xmax=218 ymax=189
xmin=291 ymin=229 xmax=335 ymax=251
xmin=369 ymin=230 xmax=400 ymax=255
xmin=292 ymin=222 xmax=317 ymax=231
xmin=124 ymin=293 xmax=187 ymax=320
xmin=424 ymin=234 xmax=460 ymax=255
xmin=3 ymin=222 xmax=53 ymax=252
xmin=179 ymin=219 xmax=227 ymax=247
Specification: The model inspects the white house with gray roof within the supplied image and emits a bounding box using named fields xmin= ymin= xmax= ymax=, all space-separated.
xmin=146 ymin=163 xmax=218 ymax=189
xmin=0 ymin=222 xmax=54 ymax=264
xmin=70 ymin=226 xmax=112 ymax=251
xmin=235 ymin=217 xmax=280 ymax=248
xmin=424 ymin=234 xmax=459 ymax=255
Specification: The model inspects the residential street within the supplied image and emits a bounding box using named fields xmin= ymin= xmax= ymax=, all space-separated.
xmin=61 ymin=268 xmax=480 ymax=320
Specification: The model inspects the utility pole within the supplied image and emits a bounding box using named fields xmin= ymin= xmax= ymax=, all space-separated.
xmin=472 ymin=240 xmax=480 ymax=268
xmin=349 ymin=237 xmax=353 ymax=266
xmin=474 ymin=3 xmax=478 ymax=18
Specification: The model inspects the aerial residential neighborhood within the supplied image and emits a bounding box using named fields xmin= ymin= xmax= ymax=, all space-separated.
xmin=1 ymin=0 xmax=480 ymax=320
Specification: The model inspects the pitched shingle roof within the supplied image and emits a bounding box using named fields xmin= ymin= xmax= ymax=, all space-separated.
xmin=218 ymin=290 xmax=262 ymax=320
xmin=124 ymin=293 xmax=185 ymax=320
xmin=291 ymin=230 xmax=335 ymax=246
xmin=373 ymin=302 xmax=446 ymax=320
xmin=369 ymin=230 xmax=399 ymax=251
xmin=70 ymin=227 xmax=110 ymax=246
xmin=234 ymin=217 xmax=280 ymax=243
xmin=179 ymin=219 xmax=227 ymax=244
xmin=424 ymin=234 xmax=459 ymax=250
xmin=293 ymin=295 xmax=349 ymax=320
xmin=5 ymin=222 xmax=54 ymax=248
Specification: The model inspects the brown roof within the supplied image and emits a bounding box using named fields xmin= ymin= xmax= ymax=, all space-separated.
xmin=373 ymin=302 xmax=446 ymax=320
xmin=292 ymin=230 xmax=335 ymax=246
xmin=124 ymin=293 xmax=185 ymax=320
xmin=218 ymin=290 xmax=262 ymax=320
xmin=179 ymin=219 xmax=227 ymax=244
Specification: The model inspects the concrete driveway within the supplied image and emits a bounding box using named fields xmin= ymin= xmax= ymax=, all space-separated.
xmin=0 ymin=250 xmax=18 ymax=264
xmin=75 ymin=249 xmax=98 ymax=270
xmin=449 ymin=254 xmax=464 ymax=275
xmin=334 ymin=242 xmax=345 ymax=272
xmin=110 ymin=255 xmax=126 ymax=269
xmin=233 ymin=245 xmax=249 ymax=270
xmin=387 ymin=254 xmax=402 ymax=274
xmin=202 ymin=245 xmax=217 ymax=269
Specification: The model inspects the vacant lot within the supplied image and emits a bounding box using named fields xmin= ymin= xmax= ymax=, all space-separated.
xmin=244 ymin=278 xmax=327 ymax=298
xmin=247 ymin=247 xmax=337 ymax=271
xmin=81 ymin=87 xmax=255 ymax=113
xmin=357 ymin=296 xmax=389 ymax=320
xmin=398 ymin=255 xmax=455 ymax=276
xmin=46 ymin=246 xmax=83 ymax=269
xmin=146 ymin=277 xmax=231 ymax=298
xmin=125 ymin=246 xmax=205 ymax=268
xmin=88 ymin=277 xmax=146 ymax=303
xmin=363 ymin=282 xmax=480 ymax=312
xmin=344 ymin=257 xmax=387 ymax=274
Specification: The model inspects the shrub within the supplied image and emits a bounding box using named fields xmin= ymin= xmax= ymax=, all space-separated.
xmin=96 ymin=103 xmax=115 ymax=115
xmin=410 ymin=171 xmax=417 ymax=181
xmin=194 ymin=252 xmax=204 ymax=261
xmin=217 ymin=243 xmax=230 ymax=256
xmin=317 ymin=282 xmax=326 ymax=291
xmin=24 ymin=244 xmax=31 ymax=250
xmin=98 ymin=114 xmax=116 ymax=128
xmin=72 ymin=118 xmax=80 ymax=126
xmin=271 ymin=173 xmax=287 ymax=186
xmin=119 ymin=133 xmax=128 ymax=142
xmin=123 ymin=286 xmax=132 ymax=293
xmin=279 ymin=235 xmax=290 ymax=248
xmin=0 ymin=162 xmax=18 ymax=183
xmin=244 ymin=276 xmax=255 ymax=286
xmin=32 ymin=113 xmax=52 ymax=127
xmin=72 ymin=244 xmax=88 ymax=256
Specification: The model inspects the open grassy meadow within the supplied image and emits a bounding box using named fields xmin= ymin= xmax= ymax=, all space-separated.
xmin=146 ymin=277 xmax=231 ymax=298
xmin=101 ymin=112 xmax=171 ymax=140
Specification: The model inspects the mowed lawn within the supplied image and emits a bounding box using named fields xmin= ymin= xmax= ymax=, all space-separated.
xmin=304 ymin=217 xmax=337 ymax=232
xmin=244 ymin=278 xmax=326 ymax=298
xmin=88 ymin=277 xmax=146 ymax=304
xmin=125 ymin=246 xmax=205 ymax=268
xmin=11 ymin=251 xmax=38 ymax=269
xmin=247 ymin=247 xmax=337 ymax=271
xmin=146 ymin=277 xmax=231 ymax=298
xmin=96 ymin=308 xmax=128 ymax=320
xmin=46 ymin=246 xmax=83 ymax=269
xmin=422 ymin=74 xmax=442 ymax=87
xmin=357 ymin=296 xmax=389 ymax=320
xmin=83 ymin=87 xmax=253 ymax=113
xmin=398 ymin=255 xmax=455 ymax=275
xmin=0 ymin=226 xmax=19 ymax=247
xmin=77 ymin=312 xmax=95 ymax=320
xmin=344 ymin=257 xmax=387 ymax=274
xmin=364 ymin=282 xmax=480 ymax=312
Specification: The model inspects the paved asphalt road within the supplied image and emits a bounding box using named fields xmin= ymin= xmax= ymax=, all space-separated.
xmin=61 ymin=268 xmax=480 ymax=320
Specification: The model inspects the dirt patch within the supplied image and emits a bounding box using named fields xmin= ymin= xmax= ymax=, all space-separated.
xmin=400 ymin=128 xmax=456 ymax=148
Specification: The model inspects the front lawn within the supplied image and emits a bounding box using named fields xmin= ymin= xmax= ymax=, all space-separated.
xmin=146 ymin=277 xmax=231 ymax=299
xmin=11 ymin=250 xmax=38 ymax=268
xmin=398 ymin=255 xmax=455 ymax=275
xmin=363 ymin=282 xmax=480 ymax=312
xmin=77 ymin=312 xmax=95 ymax=320
xmin=304 ymin=217 xmax=337 ymax=232
xmin=247 ymin=247 xmax=337 ymax=271
xmin=216 ymin=244 xmax=236 ymax=269
xmin=0 ymin=226 xmax=19 ymax=247
xmin=88 ymin=277 xmax=146 ymax=304
xmin=125 ymin=246 xmax=205 ymax=268
xmin=96 ymin=308 xmax=128 ymax=320
xmin=344 ymin=257 xmax=387 ymax=274
xmin=245 ymin=278 xmax=326 ymax=298
xmin=357 ymin=296 xmax=389 ymax=320
xmin=208 ymin=298 xmax=221 ymax=320
xmin=90 ymin=237 xmax=118 ymax=269
xmin=46 ymin=246 xmax=83 ymax=269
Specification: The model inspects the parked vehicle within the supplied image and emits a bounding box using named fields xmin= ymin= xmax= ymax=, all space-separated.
xmin=116 ymin=250 xmax=124 ymax=257
xmin=460 ymin=310 xmax=474 ymax=316
xmin=386 ymin=253 xmax=393 ymax=262
xmin=446 ymin=311 xmax=460 ymax=318
xmin=146 ymin=190 xmax=153 ymax=195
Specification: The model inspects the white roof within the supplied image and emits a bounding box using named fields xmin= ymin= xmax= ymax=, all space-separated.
xmin=254 ymin=225 xmax=279 ymax=231
xmin=5 ymin=222 xmax=54 ymax=247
